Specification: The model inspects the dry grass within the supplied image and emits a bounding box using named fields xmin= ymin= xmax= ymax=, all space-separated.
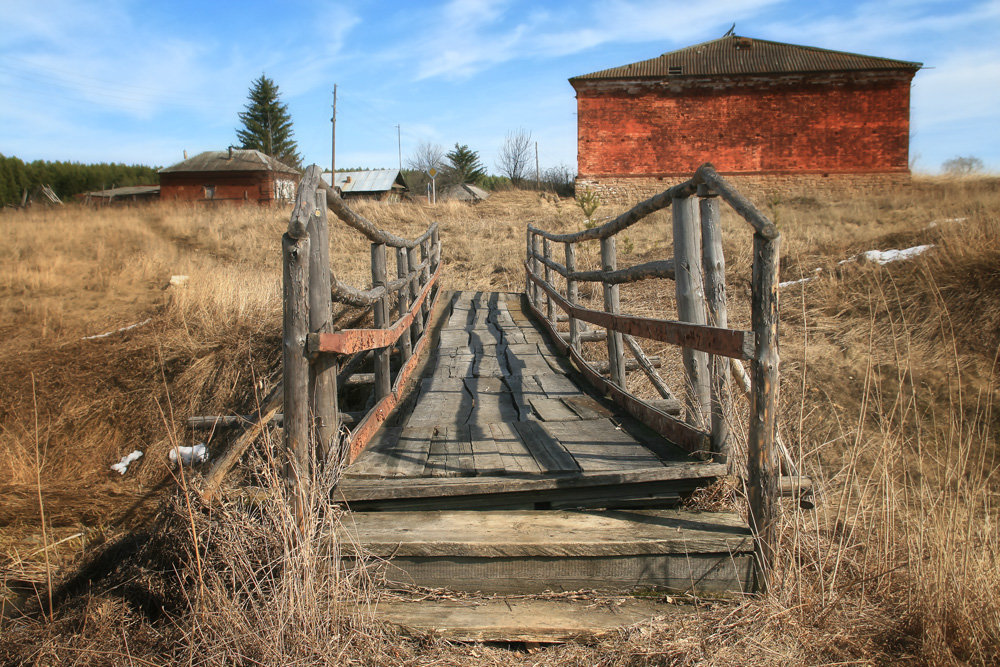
xmin=1 ymin=178 xmax=999 ymax=664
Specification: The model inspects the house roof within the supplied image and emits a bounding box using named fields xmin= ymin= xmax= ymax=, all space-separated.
xmin=159 ymin=149 xmax=300 ymax=175
xmin=442 ymin=183 xmax=490 ymax=201
xmin=321 ymin=169 xmax=407 ymax=193
xmin=570 ymin=35 xmax=922 ymax=82
xmin=83 ymin=185 xmax=160 ymax=198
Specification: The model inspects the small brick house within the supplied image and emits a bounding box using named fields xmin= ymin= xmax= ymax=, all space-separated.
xmin=159 ymin=148 xmax=300 ymax=204
xmin=570 ymin=35 xmax=921 ymax=201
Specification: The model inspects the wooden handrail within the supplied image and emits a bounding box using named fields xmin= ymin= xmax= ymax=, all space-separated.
xmin=530 ymin=251 xmax=675 ymax=284
xmin=525 ymin=266 xmax=753 ymax=359
xmin=331 ymin=255 xmax=431 ymax=306
xmin=696 ymin=164 xmax=778 ymax=239
xmin=309 ymin=262 xmax=441 ymax=354
xmin=318 ymin=180 xmax=437 ymax=248
xmin=527 ymin=178 xmax=697 ymax=243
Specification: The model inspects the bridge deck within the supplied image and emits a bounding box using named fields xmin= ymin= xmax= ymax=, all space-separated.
xmin=340 ymin=291 xmax=722 ymax=509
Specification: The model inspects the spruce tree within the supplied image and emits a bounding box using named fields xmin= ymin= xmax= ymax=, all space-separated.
xmin=236 ymin=75 xmax=301 ymax=168
xmin=445 ymin=143 xmax=486 ymax=183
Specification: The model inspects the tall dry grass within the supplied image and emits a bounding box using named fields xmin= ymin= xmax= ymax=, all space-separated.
xmin=2 ymin=179 xmax=999 ymax=664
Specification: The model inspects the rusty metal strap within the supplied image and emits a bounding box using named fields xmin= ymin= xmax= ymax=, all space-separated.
xmin=524 ymin=296 xmax=710 ymax=456
xmin=310 ymin=262 xmax=441 ymax=355
xmin=345 ymin=287 xmax=444 ymax=464
xmin=525 ymin=264 xmax=753 ymax=360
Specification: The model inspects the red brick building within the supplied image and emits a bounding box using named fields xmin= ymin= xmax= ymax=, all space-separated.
xmin=570 ymin=35 xmax=921 ymax=201
xmin=159 ymin=148 xmax=300 ymax=204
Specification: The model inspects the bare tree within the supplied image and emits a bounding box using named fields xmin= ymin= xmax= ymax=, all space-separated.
xmin=406 ymin=141 xmax=445 ymax=174
xmin=496 ymin=129 xmax=533 ymax=186
xmin=942 ymin=155 xmax=984 ymax=176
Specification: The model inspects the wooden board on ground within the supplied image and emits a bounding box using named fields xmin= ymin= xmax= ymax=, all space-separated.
xmin=369 ymin=597 xmax=691 ymax=643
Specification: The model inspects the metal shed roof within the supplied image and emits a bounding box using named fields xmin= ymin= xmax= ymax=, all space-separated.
xmin=571 ymin=35 xmax=922 ymax=82
xmin=159 ymin=149 xmax=300 ymax=175
xmin=321 ymin=169 xmax=407 ymax=193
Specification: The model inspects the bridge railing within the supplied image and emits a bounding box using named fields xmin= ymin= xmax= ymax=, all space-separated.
xmin=524 ymin=163 xmax=780 ymax=590
xmin=199 ymin=165 xmax=442 ymax=519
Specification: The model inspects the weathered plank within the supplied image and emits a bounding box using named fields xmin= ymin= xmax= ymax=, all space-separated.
xmin=513 ymin=421 xmax=580 ymax=473
xmin=542 ymin=420 xmax=666 ymax=472
xmin=488 ymin=422 xmax=543 ymax=474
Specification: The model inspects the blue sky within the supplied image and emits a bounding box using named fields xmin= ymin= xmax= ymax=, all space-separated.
xmin=2 ymin=0 xmax=998 ymax=175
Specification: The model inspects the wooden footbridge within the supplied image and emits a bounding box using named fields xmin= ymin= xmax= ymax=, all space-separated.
xmin=201 ymin=163 xmax=798 ymax=638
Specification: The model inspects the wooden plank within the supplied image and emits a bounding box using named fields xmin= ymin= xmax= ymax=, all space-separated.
xmin=469 ymin=423 xmax=506 ymax=475
xmin=370 ymin=598 xmax=688 ymax=643
xmin=542 ymin=420 xmax=665 ymax=472
xmin=525 ymin=269 xmax=752 ymax=360
xmin=346 ymin=427 xmax=404 ymax=478
xmin=339 ymin=462 xmax=726 ymax=501
xmin=339 ymin=509 xmax=751 ymax=558
xmin=513 ymin=420 xmax=579 ymax=474
xmin=383 ymin=426 xmax=435 ymax=478
xmin=406 ymin=389 xmax=472 ymax=428
xmin=562 ymin=395 xmax=614 ymax=421
xmin=528 ymin=397 xmax=580 ymax=422
xmin=488 ymin=422 xmax=542 ymax=474
xmin=534 ymin=373 xmax=579 ymax=397
xmin=424 ymin=427 xmax=452 ymax=477
xmin=450 ymin=425 xmax=476 ymax=476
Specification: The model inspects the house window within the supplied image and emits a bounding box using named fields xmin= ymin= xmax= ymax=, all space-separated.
xmin=204 ymin=185 xmax=216 ymax=200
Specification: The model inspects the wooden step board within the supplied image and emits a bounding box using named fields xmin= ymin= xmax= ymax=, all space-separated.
xmin=339 ymin=509 xmax=754 ymax=595
xmin=369 ymin=597 xmax=692 ymax=643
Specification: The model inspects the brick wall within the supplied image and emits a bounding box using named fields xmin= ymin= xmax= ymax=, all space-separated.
xmin=576 ymin=172 xmax=914 ymax=208
xmin=160 ymin=171 xmax=298 ymax=203
xmin=575 ymin=72 xmax=914 ymax=179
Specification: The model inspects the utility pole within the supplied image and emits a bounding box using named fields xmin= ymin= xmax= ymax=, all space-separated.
xmin=535 ymin=141 xmax=540 ymax=190
xmin=331 ymin=85 xmax=337 ymax=174
xmin=396 ymin=124 xmax=402 ymax=173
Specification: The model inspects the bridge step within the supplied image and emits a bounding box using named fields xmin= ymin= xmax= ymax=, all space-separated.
xmin=340 ymin=509 xmax=754 ymax=595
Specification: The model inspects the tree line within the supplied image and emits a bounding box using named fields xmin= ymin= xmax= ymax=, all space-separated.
xmin=0 ymin=155 xmax=160 ymax=206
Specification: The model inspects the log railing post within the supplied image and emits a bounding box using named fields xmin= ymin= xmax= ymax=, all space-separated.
xmin=282 ymin=226 xmax=310 ymax=534
xmin=420 ymin=237 xmax=431 ymax=323
xmin=431 ymin=226 xmax=440 ymax=274
xmin=396 ymin=247 xmax=413 ymax=364
xmin=749 ymin=232 xmax=780 ymax=593
xmin=531 ymin=233 xmax=542 ymax=310
xmin=543 ymin=238 xmax=555 ymax=324
xmin=564 ymin=241 xmax=580 ymax=352
xmin=371 ymin=243 xmax=391 ymax=401
xmin=600 ymin=236 xmax=625 ymax=388
xmin=700 ymin=187 xmax=729 ymax=461
xmin=672 ymin=194 xmax=710 ymax=430
xmin=305 ymin=174 xmax=338 ymax=467
xmin=408 ymin=244 xmax=424 ymax=341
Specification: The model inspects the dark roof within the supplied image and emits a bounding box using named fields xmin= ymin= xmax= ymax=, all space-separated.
xmin=321 ymin=169 xmax=407 ymax=193
xmin=159 ymin=149 xmax=300 ymax=175
xmin=571 ymin=35 xmax=922 ymax=81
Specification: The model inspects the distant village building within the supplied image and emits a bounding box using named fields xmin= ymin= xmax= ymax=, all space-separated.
xmin=321 ymin=169 xmax=408 ymax=202
xmin=570 ymin=34 xmax=921 ymax=201
xmin=78 ymin=185 xmax=160 ymax=205
xmin=159 ymin=149 xmax=300 ymax=203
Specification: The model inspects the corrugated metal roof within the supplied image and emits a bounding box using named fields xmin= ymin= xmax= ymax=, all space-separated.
xmin=159 ymin=149 xmax=300 ymax=175
xmin=321 ymin=169 xmax=406 ymax=193
xmin=571 ymin=35 xmax=922 ymax=81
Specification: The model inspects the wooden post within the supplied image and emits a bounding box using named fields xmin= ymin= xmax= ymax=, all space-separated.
xmin=700 ymin=189 xmax=729 ymax=460
xmin=371 ymin=243 xmax=391 ymax=401
xmin=672 ymin=194 xmax=710 ymax=430
xmin=396 ymin=247 xmax=413 ymax=364
xmin=530 ymin=233 xmax=542 ymax=310
xmin=565 ymin=242 xmax=580 ymax=352
xmin=600 ymin=236 xmax=625 ymax=388
xmin=431 ymin=226 xmax=440 ymax=274
xmin=420 ymin=237 xmax=431 ymax=323
xmin=408 ymin=244 xmax=424 ymax=340
xmin=306 ymin=179 xmax=339 ymax=466
xmin=748 ymin=231 xmax=780 ymax=593
xmin=543 ymin=238 xmax=555 ymax=323
xmin=282 ymin=229 xmax=310 ymax=535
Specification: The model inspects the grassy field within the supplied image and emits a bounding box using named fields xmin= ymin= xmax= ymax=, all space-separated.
xmin=1 ymin=179 xmax=998 ymax=665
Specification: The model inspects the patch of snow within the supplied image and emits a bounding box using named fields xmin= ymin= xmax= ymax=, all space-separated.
xmin=859 ymin=244 xmax=934 ymax=265
xmin=169 ymin=443 xmax=208 ymax=465
xmin=111 ymin=450 xmax=143 ymax=475
xmin=82 ymin=318 xmax=152 ymax=341
xmin=780 ymin=268 xmax=823 ymax=288
xmin=169 ymin=275 xmax=189 ymax=287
